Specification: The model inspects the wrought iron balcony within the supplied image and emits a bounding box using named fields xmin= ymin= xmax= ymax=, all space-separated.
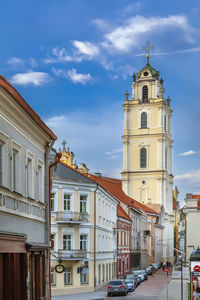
xmin=55 ymin=211 xmax=89 ymax=223
xmin=54 ymin=249 xmax=87 ymax=260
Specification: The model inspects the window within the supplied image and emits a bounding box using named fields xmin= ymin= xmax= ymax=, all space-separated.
xmin=142 ymin=85 xmax=148 ymax=103
xmin=63 ymin=235 xmax=71 ymax=250
xmin=37 ymin=162 xmax=43 ymax=202
xmin=51 ymin=193 xmax=55 ymax=211
xmin=0 ymin=145 xmax=2 ymax=185
xmin=164 ymin=115 xmax=167 ymax=131
xmin=80 ymin=272 xmax=88 ymax=284
xmin=51 ymin=268 xmax=56 ymax=285
xmin=165 ymin=149 xmax=168 ymax=170
xmin=12 ymin=149 xmax=20 ymax=192
xmin=99 ymin=198 xmax=101 ymax=217
xmin=64 ymin=268 xmax=72 ymax=285
xmin=27 ymin=157 xmax=33 ymax=198
xmin=80 ymin=195 xmax=87 ymax=213
xmin=51 ymin=234 xmax=55 ymax=251
xmin=140 ymin=148 xmax=147 ymax=168
xmin=141 ymin=112 xmax=147 ymax=128
xmin=80 ymin=235 xmax=87 ymax=250
xmin=64 ymin=194 xmax=71 ymax=210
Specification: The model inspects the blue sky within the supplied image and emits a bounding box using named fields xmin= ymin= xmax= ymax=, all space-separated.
xmin=1 ymin=0 xmax=200 ymax=205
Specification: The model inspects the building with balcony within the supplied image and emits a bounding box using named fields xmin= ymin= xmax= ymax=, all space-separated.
xmin=116 ymin=205 xmax=132 ymax=278
xmin=0 ymin=75 xmax=56 ymax=300
xmin=50 ymin=149 xmax=118 ymax=296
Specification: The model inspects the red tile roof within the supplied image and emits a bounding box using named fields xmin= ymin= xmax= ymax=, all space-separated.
xmin=192 ymin=195 xmax=200 ymax=199
xmin=0 ymin=75 xmax=56 ymax=140
xmin=117 ymin=205 xmax=132 ymax=221
xmin=89 ymin=174 xmax=158 ymax=215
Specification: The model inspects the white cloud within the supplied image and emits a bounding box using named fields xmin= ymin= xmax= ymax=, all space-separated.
xmin=7 ymin=57 xmax=24 ymax=66
xmin=106 ymin=148 xmax=123 ymax=156
xmin=72 ymin=40 xmax=99 ymax=59
xmin=67 ymin=68 xmax=92 ymax=84
xmin=45 ymin=105 xmax=123 ymax=177
xmin=44 ymin=47 xmax=73 ymax=64
xmin=179 ymin=150 xmax=197 ymax=156
xmin=102 ymin=15 xmax=195 ymax=52
xmin=11 ymin=71 xmax=51 ymax=86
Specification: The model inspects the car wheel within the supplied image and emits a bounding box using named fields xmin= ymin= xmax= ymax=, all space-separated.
xmin=107 ymin=293 xmax=111 ymax=297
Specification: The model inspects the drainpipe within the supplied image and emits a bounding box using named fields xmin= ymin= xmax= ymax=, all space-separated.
xmin=94 ymin=184 xmax=98 ymax=290
xmin=47 ymin=151 xmax=62 ymax=300
xmin=45 ymin=139 xmax=55 ymax=300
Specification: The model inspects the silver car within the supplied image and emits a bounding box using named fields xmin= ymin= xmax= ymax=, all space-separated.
xmin=124 ymin=279 xmax=135 ymax=292
xmin=107 ymin=279 xmax=128 ymax=297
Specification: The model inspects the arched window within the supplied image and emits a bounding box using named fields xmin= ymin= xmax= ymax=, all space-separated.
xmin=164 ymin=115 xmax=167 ymax=131
xmin=142 ymin=85 xmax=148 ymax=103
xmin=141 ymin=112 xmax=147 ymax=128
xmin=140 ymin=148 xmax=147 ymax=168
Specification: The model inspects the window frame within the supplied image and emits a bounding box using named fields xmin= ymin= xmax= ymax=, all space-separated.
xmin=51 ymin=193 xmax=55 ymax=211
xmin=80 ymin=234 xmax=87 ymax=250
xmin=142 ymin=85 xmax=148 ymax=103
xmin=51 ymin=267 xmax=56 ymax=286
xmin=63 ymin=234 xmax=72 ymax=250
xmin=64 ymin=267 xmax=72 ymax=285
xmin=140 ymin=147 xmax=147 ymax=168
xmin=141 ymin=112 xmax=147 ymax=128
xmin=0 ymin=130 xmax=9 ymax=187
xmin=12 ymin=140 xmax=22 ymax=193
xmin=63 ymin=193 xmax=71 ymax=211
xmin=80 ymin=195 xmax=87 ymax=213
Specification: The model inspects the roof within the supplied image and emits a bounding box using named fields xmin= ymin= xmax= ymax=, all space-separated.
xmin=117 ymin=205 xmax=131 ymax=222
xmin=52 ymin=161 xmax=93 ymax=184
xmin=88 ymin=174 xmax=158 ymax=215
xmin=137 ymin=63 xmax=159 ymax=79
xmin=192 ymin=195 xmax=200 ymax=199
xmin=0 ymin=75 xmax=56 ymax=140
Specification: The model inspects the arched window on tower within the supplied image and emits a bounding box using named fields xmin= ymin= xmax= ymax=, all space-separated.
xmin=142 ymin=85 xmax=148 ymax=103
xmin=140 ymin=148 xmax=147 ymax=168
xmin=141 ymin=112 xmax=147 ymax=128
xmin=164 ymin=115 xmax=167 ymax=131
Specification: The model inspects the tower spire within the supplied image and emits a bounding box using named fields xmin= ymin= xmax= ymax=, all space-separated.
xmin=142 ymin=41 xmax=154 ymax=65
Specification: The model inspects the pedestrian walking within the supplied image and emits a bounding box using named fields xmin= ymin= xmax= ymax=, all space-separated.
xmin=162 ymin=263 xmax=165 ymax=271
xmin=195 ymin=286 xmax=200 ymax=299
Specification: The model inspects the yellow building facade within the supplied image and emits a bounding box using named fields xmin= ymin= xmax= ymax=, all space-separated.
xmin=122 ymin=57 xmax=174 ymax=263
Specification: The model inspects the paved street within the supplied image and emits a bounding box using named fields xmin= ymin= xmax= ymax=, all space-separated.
xmin=53 ymin=268 xmax=189 ymax=300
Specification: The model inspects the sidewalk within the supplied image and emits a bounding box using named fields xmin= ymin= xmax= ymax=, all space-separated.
xmin=52 ymin=290 xmax=106 ymax=300
xmin=158 ymin=279 xmax=188 ymax=300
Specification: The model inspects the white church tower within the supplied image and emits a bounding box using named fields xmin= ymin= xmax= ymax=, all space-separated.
xmin=122 ymin=42 xmax=174 ymax=263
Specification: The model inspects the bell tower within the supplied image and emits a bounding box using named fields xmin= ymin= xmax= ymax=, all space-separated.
xmin=122 ymin=42 xmax=174 ymax=262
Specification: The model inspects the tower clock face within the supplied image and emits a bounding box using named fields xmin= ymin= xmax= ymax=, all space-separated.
xmin=143 ymin=71 xmax=148 ymax=76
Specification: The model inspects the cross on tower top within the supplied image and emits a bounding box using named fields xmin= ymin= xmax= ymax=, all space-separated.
xmin=142 ymin=41 xmax=154 ymax=65
xmin=61 ymin=140 xmax=67 ymax=150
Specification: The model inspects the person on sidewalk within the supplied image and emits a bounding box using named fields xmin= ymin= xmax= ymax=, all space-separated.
xmin=196 ymin=286 xmax=200 ymax=299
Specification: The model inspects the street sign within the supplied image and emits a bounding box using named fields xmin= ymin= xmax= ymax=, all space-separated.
xmin=164 ymin=267 xmax=168 ymax=273
xmin=194 ymin=265 xmax=200 ymax=272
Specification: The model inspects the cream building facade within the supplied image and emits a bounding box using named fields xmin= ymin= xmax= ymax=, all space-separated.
xmin=50 ymin=156 xmax=118 ymax=296
xmin=183 ymin=193 xmax=200 ymax=261
xmin=122 ymin=56 xmax=174 ymax=263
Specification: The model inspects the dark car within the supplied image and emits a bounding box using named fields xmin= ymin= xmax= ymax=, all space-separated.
xmin=145 ymin=266 xmax=153 ymax=275
xmin=107 ymin=280 xmax=128 ymax=297
xmin=124 ymin=279 xmax=135 ymax=292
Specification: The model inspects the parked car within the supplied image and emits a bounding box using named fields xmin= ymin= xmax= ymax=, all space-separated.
xmin=107 ymin=280 xmax=128 ymax=297
xmin=124 ymin=279 xmax=135 ymax=292
xmin=149 ymin=264 xmax=156 ymax=273
xmin=145 ymin=266 xmax=153 ymax=275
xmin=141 ymin=269 xmax=148 ymax=280
xmin=133 ymin=270 xmax=145 ymax=282
xmin=150 ymin=263 xmax=159 ymax=271
xmin=135 ymin=274 xmax=141 ymax=286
